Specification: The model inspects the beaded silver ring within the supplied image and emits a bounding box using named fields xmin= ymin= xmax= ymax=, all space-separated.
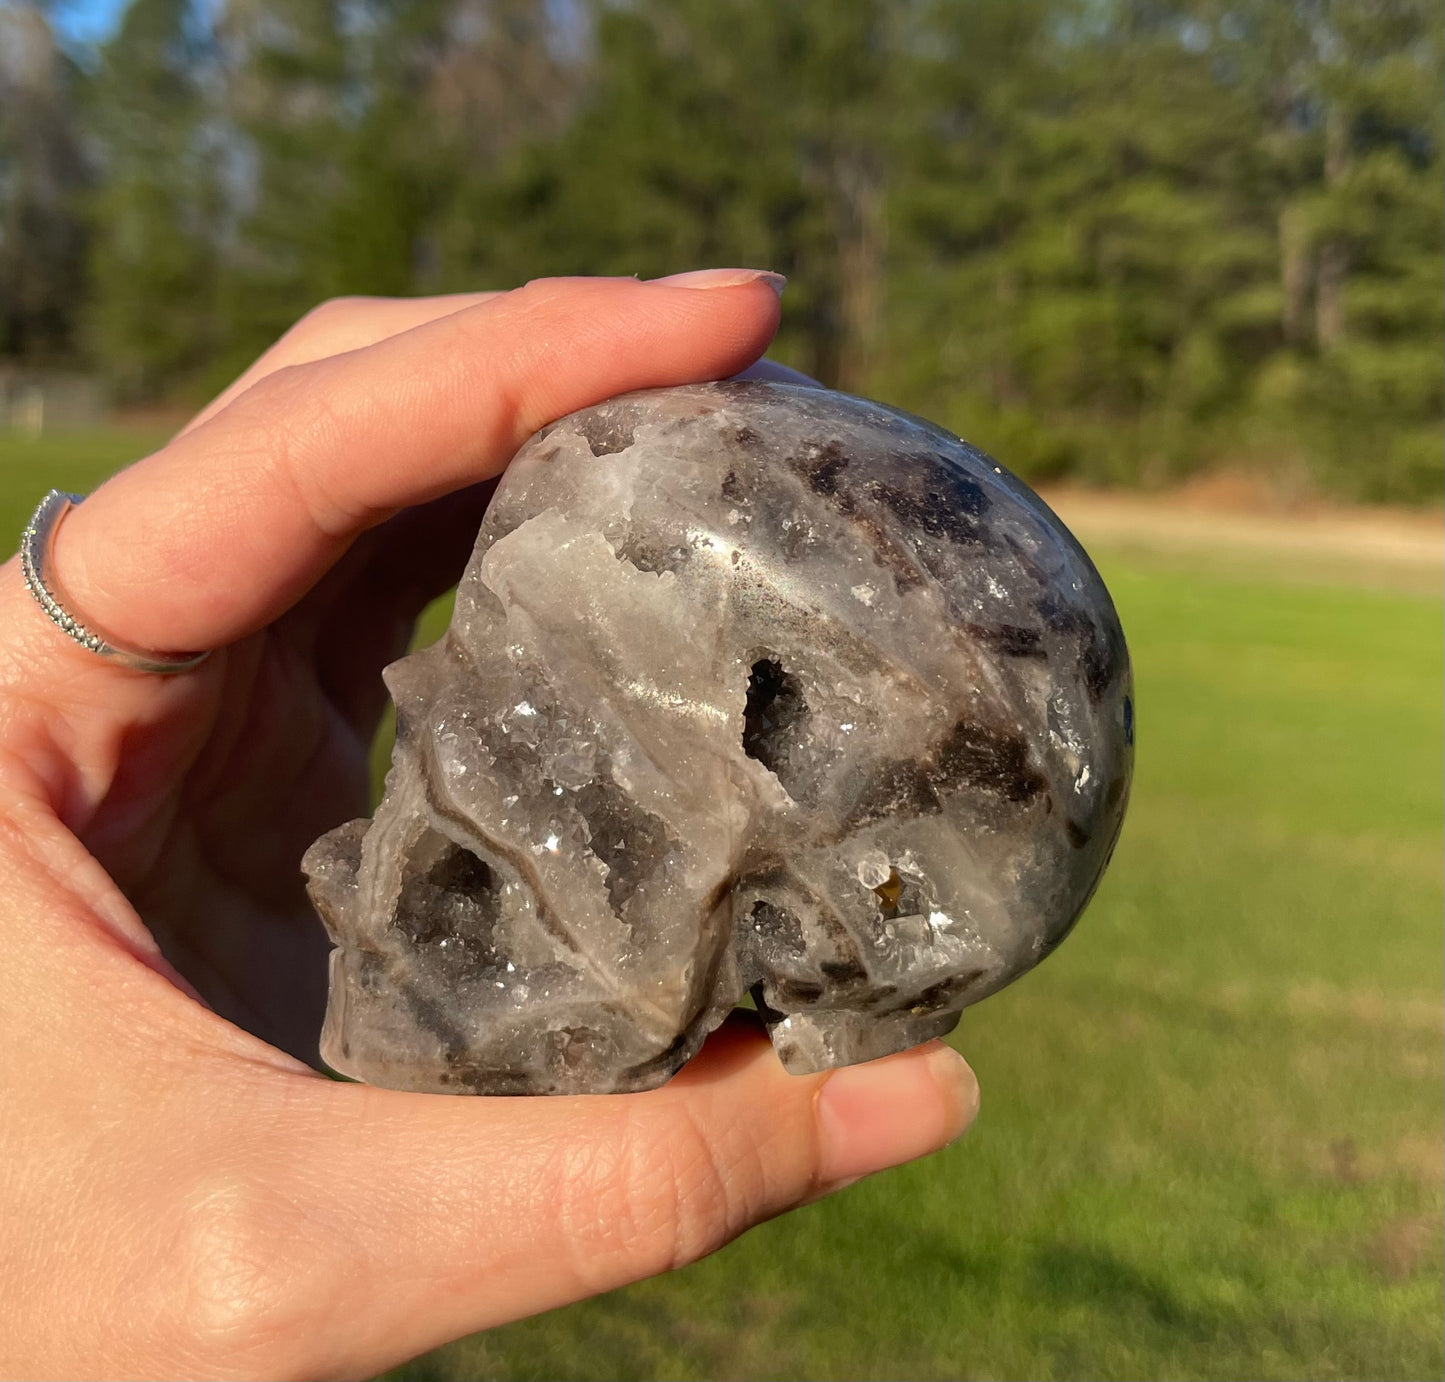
xmin=20 ymin=489 xmax=210 ymax=675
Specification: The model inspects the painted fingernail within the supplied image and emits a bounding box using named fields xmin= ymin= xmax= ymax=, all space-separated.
xmin=814 ymin=1042 xmax=978 ymax=1186
xmin=650 ymin=268 xmax=787 ymax=295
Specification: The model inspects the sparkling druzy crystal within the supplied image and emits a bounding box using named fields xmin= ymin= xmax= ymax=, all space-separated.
xmin=303 ymin=381 xmax=1133 ymax=1094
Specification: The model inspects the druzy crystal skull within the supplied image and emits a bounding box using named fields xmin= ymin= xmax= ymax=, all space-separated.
xmin=303 ymin=381 xmax=1132 ymax=1094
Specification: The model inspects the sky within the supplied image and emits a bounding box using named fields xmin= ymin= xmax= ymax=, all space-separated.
xmin=47 ymin=0 xmax=130 ymax=46
xmin=42 ymin=0 xmax=585 ymax=54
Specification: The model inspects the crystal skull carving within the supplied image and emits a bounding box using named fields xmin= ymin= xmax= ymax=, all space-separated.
xmin=303 ymin=381 xmax=1132 ymax=1094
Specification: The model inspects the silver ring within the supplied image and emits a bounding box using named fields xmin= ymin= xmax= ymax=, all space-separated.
xmin=20 ymin=490 xmax=211 ymax=675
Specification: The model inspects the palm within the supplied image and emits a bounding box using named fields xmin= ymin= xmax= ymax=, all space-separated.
xmin=84 ymin=487 xmax=492 ymax=1062
xmin=23 ymin=280 xmax=787 ymax=1069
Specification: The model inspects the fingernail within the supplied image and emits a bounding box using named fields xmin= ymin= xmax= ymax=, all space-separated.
xmin=650 ymin=268 xmax=786 ymax=295
xmin=814 ymin=1042 xmax=978 ymax=1187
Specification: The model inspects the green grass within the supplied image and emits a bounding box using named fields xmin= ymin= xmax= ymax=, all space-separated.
xmin=0 ymin=427 xmax=174 ymax=550
xmin=387 ymin=556 xmax=1442 ymax=1382
xmin=4 ymin=430 xmax=1440 ymax=1380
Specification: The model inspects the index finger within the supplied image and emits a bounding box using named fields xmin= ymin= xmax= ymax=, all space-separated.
xmin=42 ymin=272 xmax=783 ymax=658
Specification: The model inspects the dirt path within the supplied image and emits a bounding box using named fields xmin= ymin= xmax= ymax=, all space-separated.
xmin=1039 ymin=482 xmax=1442 ymax=587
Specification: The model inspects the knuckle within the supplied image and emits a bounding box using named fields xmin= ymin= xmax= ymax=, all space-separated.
xmin=243 ymin=367 xmax=360 ymax=537
xmin=560 ymin=1103 xmax=762 ymax=1294
xmin=502 ymin=274 xmax=602 ymax=329
xmin=243 ymin=357 xmax=314 ymax=415
xmin=507 ymin=276 xmax=567 ymax=313
xmin=662 ymin=1104 xmax=761 ymax=1266
xmin=156 ymin=1173 xmax=345 ymax=1378
xmin=293 ymin=294 xmax=374 ymax=334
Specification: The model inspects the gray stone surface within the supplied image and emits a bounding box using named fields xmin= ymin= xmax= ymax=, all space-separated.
xmin=303 ymin=382 xmax=1133 ymax=1094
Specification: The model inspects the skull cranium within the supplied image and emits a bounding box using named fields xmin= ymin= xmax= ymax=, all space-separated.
xmin=303 ymin=381 xmax=1132 ymax=1094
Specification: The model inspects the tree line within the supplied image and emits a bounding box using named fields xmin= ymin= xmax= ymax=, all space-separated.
xmin=1 ymin=0 xmax=1440 ymax=499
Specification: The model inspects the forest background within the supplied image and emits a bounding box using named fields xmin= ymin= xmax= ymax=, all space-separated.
xmin=1 ymin=5 xmax=1442 ymax=1379
xmin=2 ymin=0 xmax=1441 ymax=501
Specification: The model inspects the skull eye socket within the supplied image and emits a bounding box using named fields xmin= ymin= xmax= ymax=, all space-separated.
xmin=394 ymin=830 xmax=500 ymax=961
xmin=742 ymin=657 xmax=808 ymax=791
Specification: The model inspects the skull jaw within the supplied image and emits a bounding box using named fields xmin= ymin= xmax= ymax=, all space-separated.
xmin=319 ymin=937 xmax=963 ymax=1091
xmin=758 ymin=1005 xmax=962 ymax=1076
xmin=318 ymin=942 xmax=723 ymax=1095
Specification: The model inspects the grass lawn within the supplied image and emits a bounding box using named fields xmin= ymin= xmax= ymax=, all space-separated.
xmin=0 ymin=427 xmax=175 ymax=550
xmin=4 ymin=430 xmax=1441 ymax=1380
xmin=391 ymin=553 xmax=1442 ymax=1382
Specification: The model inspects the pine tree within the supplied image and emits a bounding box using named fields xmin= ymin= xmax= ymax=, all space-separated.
xmin=0 ymin=2 xmax=88 ymax=364
xmin=213 ymin=0 xmax=353 ymax=371
xmin=453 ymin=0 xmax=906 ymax=387
xmin=86 ymin=0 xmax=224 ymax=398
xmin=42 ymin=0 xmax=1443 ymax=497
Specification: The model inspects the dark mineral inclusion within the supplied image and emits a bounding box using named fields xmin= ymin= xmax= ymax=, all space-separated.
xmin=303 ymin=381 xmax=1133 ymax=1094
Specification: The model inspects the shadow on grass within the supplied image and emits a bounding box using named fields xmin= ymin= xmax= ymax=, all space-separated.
xmin=1024 ymin=1242 xmax=1203 ymax=1330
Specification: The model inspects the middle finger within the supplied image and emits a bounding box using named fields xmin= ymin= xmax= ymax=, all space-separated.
xmin=179 ymin=292 xmax=505 ymax=437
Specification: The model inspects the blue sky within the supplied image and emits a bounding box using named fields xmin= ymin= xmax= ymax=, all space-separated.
xmin=44 ymin=0 xmax=587 ymax=55
xmin=48 ymin=0 xmax=130 ymax=46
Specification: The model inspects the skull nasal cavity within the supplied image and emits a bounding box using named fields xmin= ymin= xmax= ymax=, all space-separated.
xmin=743 ymin=658 xmax=807 ymax=788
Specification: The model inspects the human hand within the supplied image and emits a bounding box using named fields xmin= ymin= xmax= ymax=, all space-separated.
xmin=0 ymin=272 xmax=978 ymax=1380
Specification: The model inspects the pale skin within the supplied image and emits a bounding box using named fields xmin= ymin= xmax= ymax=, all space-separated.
xmin=0 ymin=271 xmax=978 ymax=1381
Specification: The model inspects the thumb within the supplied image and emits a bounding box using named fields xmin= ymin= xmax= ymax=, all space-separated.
xmin=189 ymin=1021 xmax=977 ymax=1380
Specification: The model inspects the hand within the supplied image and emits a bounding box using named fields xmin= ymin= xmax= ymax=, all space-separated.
xmin=0 ymin=272 xmax=978 ymax=1381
